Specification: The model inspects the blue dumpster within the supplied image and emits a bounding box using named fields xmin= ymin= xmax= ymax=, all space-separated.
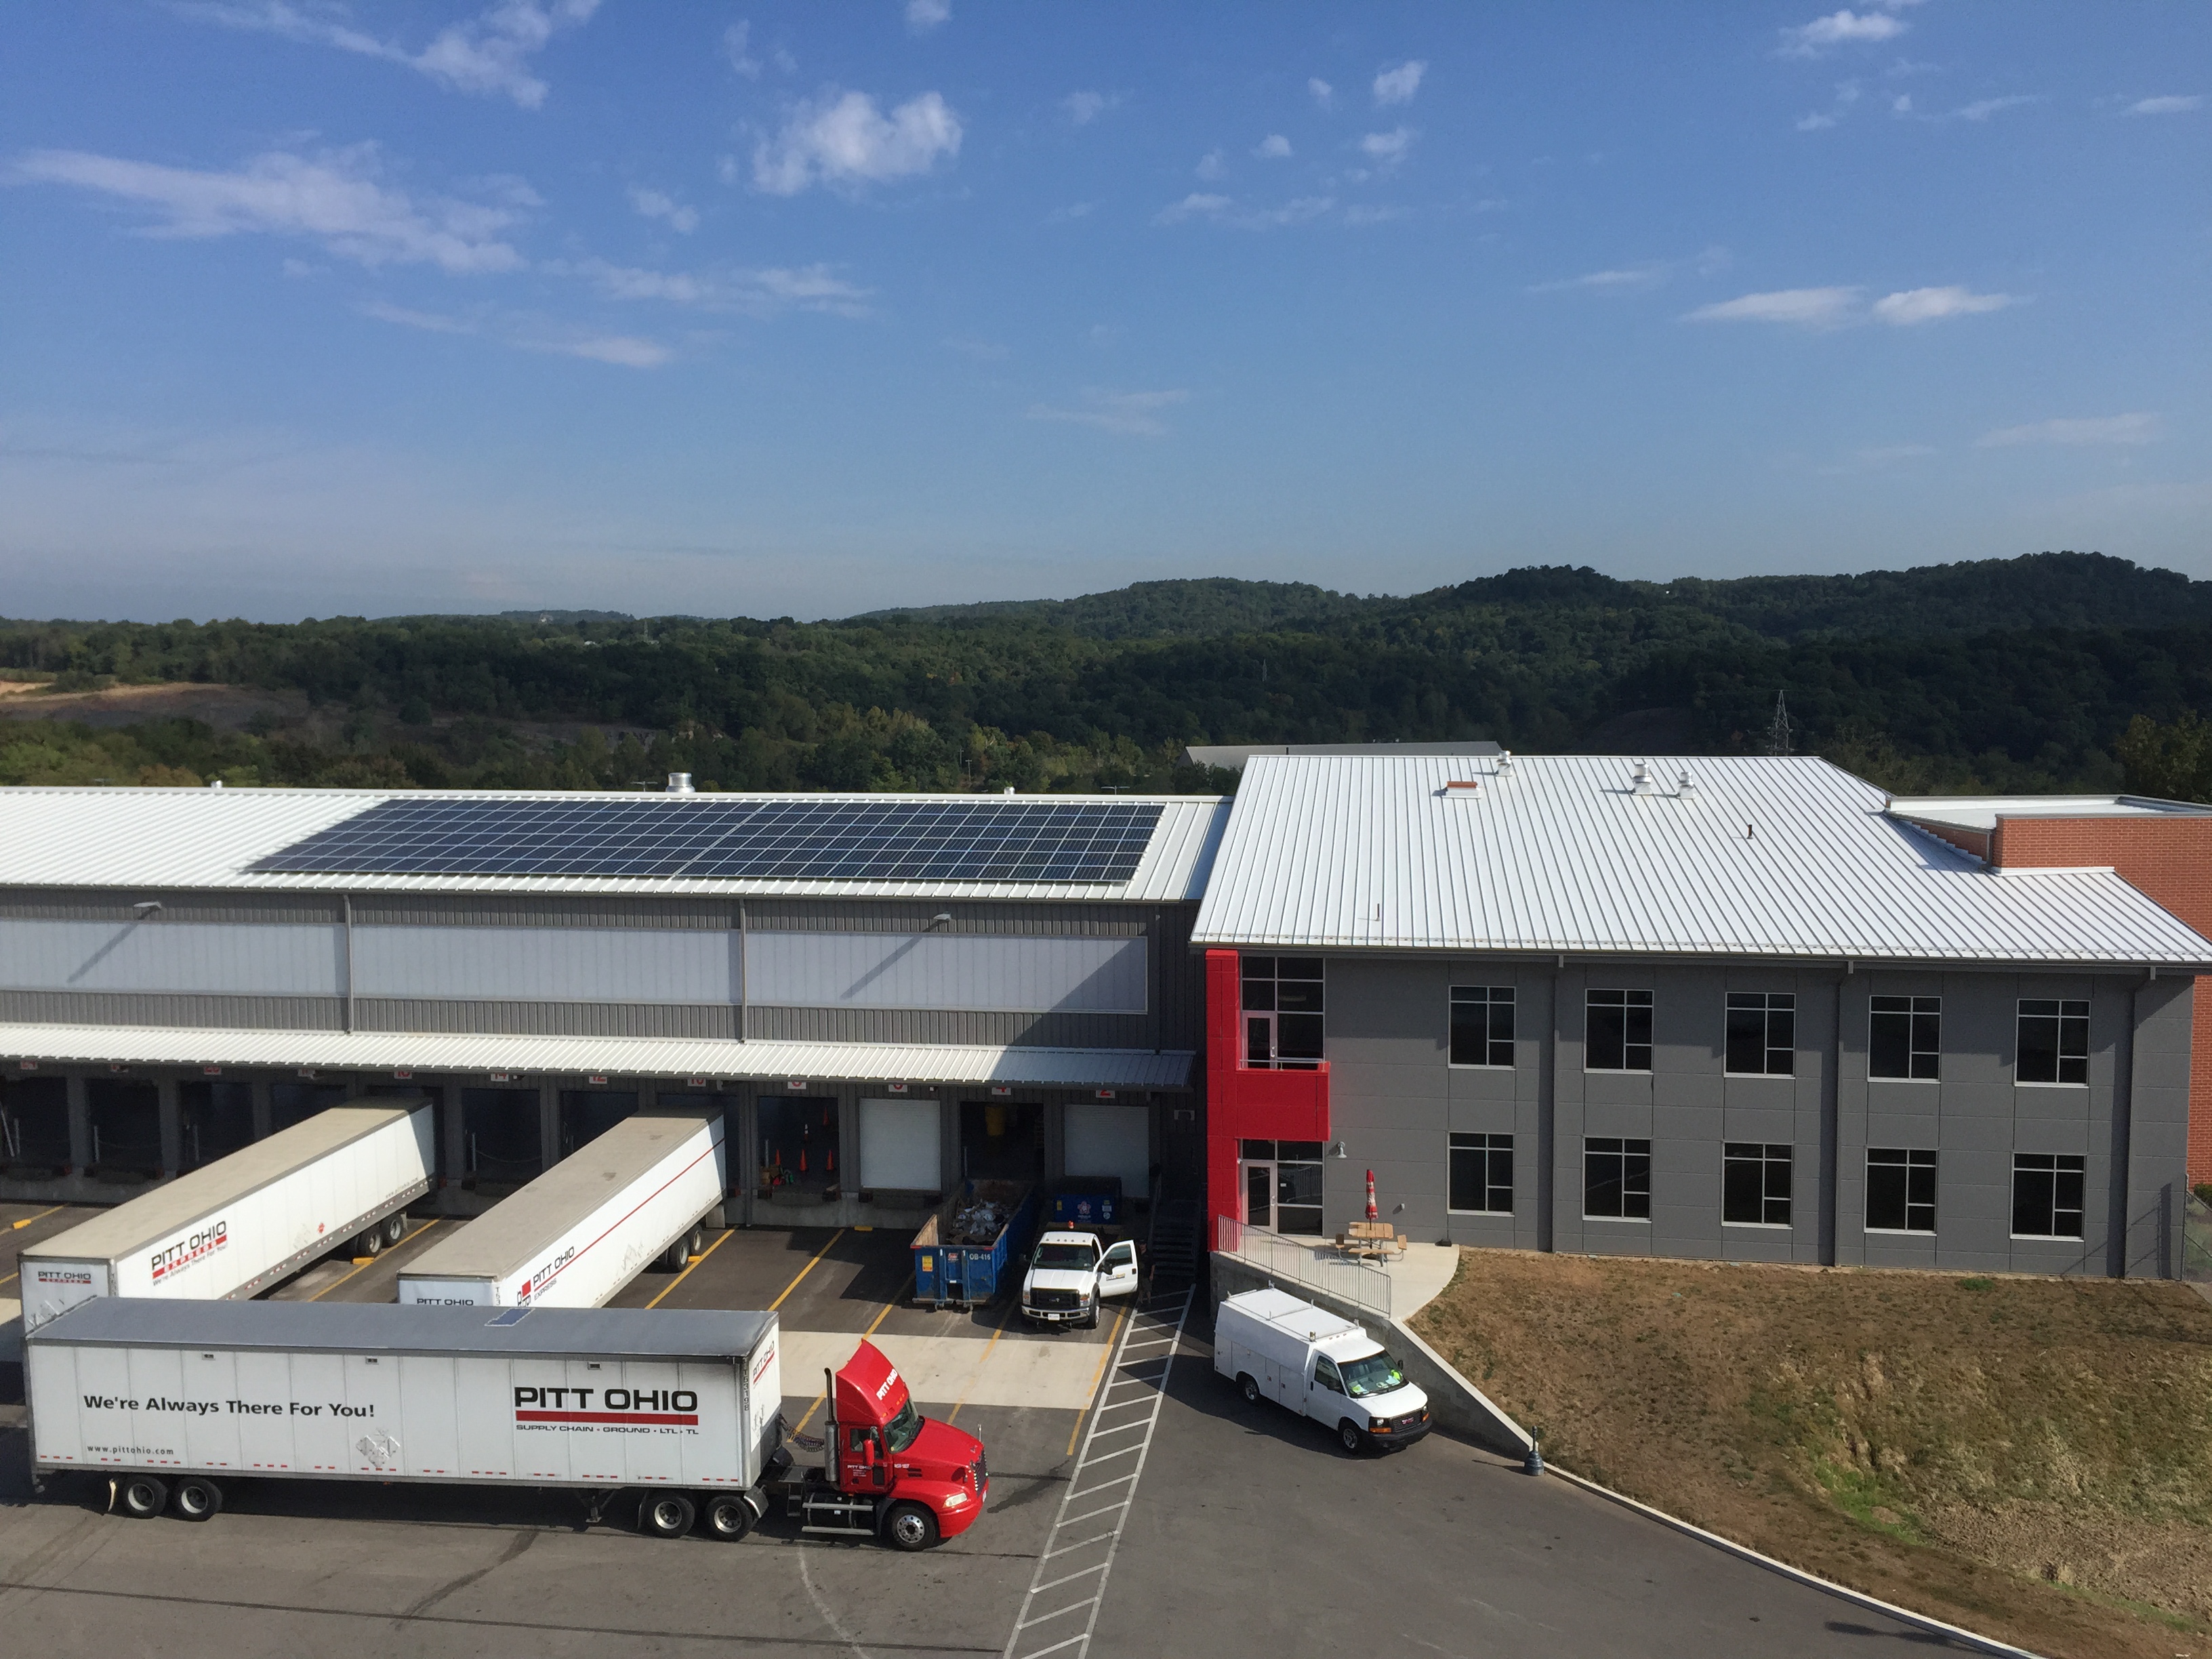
xmin=911 ymin=1179 xmax=1036 ymax=1309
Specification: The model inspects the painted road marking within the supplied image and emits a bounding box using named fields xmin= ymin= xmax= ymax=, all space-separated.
xmin=1002 ymin=1289 xmax=1192 ymax=1659
xmin=310 ymin=1220 xmax=438 ymax=1300
xmin=9 ymin=1206 xmax=66 ymax=1232
xmin=781 ymin=1326 xmax=1101 ymax=1412
xmin=768 ymin=1229 xmax=846 ymax=1311
xmin=644 ymin=1227 xmax=733 ymax=1309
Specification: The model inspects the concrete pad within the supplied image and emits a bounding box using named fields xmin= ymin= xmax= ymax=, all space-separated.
xmin=780 ymin=1328 xmax=1107 ymax=1411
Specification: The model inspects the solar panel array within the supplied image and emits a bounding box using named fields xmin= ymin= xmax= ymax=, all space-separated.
xmin=250 ymin=796 xmax=1164 ymax=884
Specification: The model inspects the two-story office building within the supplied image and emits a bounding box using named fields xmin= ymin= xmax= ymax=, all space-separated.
xmin=0 ymin=784 xmax=1227 ymax=1229
xmin=1196 ymin=754 xmax=2210 ymax=1279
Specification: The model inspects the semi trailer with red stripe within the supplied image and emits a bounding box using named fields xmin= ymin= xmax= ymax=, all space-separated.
xmin=19 ymin=1105 xmax=435 ymax=1333
xmin=397 ymin=1109 xmax=725 ymax=1309
xmin=25 ymin=1299 xmax=987 ymax=1549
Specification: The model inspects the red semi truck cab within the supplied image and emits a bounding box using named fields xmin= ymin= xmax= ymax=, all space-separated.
xmin=790 ymin=1338 xmax=987 ymax=1550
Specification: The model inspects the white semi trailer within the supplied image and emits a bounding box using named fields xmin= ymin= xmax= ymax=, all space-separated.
xmin=20 ymin=1105 xmax=436 ymax=1333
xmin=399 ymin=1109 xmax=725 ymax=1309
xmin=24 ymin=1296 xmax=783 ymax=1538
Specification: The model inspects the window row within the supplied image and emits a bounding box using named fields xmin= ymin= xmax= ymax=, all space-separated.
xmin=1445 ymin=1133 xmax=2088 ymax=1239
xmin=1445 ymin=985 xmax=2094 ymax=1084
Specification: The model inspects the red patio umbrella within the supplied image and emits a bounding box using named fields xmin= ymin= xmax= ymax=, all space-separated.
xmin=1365 ymin=1168 xmax=1378 ymax=1221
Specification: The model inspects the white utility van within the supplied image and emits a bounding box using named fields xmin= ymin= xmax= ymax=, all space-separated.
xmin=1213 ymin=1287 xmax=1431 ymax=1453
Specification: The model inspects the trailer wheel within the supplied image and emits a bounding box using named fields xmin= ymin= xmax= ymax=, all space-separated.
xmin=173 ymin=1476 xmax=224 ymax=1521
xmin=689 ymin=1225 xmax=705 ymax=1257
xmin=1238 ymin=1374 xmax=1261 ymax=1406
xmin=119 ymin=1475 xmax=168 ymax=1519
xmin=640 ymin=1494 xmax=696 ymax=1538
xmin=883 ymin=1501 xmax=937 ymax=1553
xmin=702 ymin=1494 xmax=753 ymax=1541
xmin=658 ymin=1237 xmax=688 ymax=1272
xmin=1338 ymin=1420 xmax=1368 ymax=1455
xmin=354 ymin=1225 xmax=384 ymax=1258
xmin=384 ymin=1213 xmax=408 ymax=1246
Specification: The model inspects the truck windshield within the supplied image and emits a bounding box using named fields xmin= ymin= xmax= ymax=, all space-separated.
xmin=1033 ymin=1243 xmax=1097 ymax=1269
xmin=1338 ymin=1353 xmax=1407 ymax=1399
xmin=884 ymin=1395 xmax=924 ymax=1454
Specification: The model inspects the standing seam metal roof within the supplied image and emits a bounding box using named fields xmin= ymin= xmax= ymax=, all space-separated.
xmin=1191 ymin=754 xmax=2212 ymax=964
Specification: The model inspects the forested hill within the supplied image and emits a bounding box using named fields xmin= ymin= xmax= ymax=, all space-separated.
xmin=4 ymin=551 xmax=2212 ymax=802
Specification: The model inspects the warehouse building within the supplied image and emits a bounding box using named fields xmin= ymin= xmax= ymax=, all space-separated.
xmin=0 ymin=784 xmax=1225 ymax=1231
xmin=1197 ymin=754 xmax=2210 ymax=1279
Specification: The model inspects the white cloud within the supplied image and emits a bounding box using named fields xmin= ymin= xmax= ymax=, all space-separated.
xmin=1254 ymin=134 xmax=1292 ymax=159
xmin=1155 ymin=192 xmax=1232 ymax=225
xmin=1061 ymin=90 xmax=1115 ymax=126
xmin=532 ymin=334 xmax=670 ymax=368
xmin=14 ymin=144 xmax=525 ymax=273
xmin=1341 ymin=203 xmax=1406 ymax=226
xmin=716 ymin=154 xmax=741 ymax=186
xmin=280 ymin=255 xmax=321 ymax=277
xmin=1046 ymin=201 xmax=1095 ymax=222
xmin=1976 ymin=413 xmax=2159 ymax=448
xmin=752 ymin=89 xmax=962 ymax=194
xmin=628 ymin=186 xmax=699 ymax=234
xmin=905 ymin=0 xmax=950 ymax=31
xmin=1892 ymin=94 xmax=1912 ymax=114
xmin=1307 ymin=77 xmax=1334 ymax=109
xmin=1528 ymin=264 xmax=1667 ymax=293
xmin=360 ymin=300 xmax=476 ymax=335
xmin=1953 ymin=94 xmax=2039 ymax=121
xmin=1796 ymin=112 xmax=1839 ymax=130
xmin=1871 ymin=285 xmax=2015 ymax=324
xmin=1685 ymin=287 xmax=1862 ymax=327
xmin=1195 ymin=149 xmax=1227 ymax=181
xmin=1027 ymin=388 xmax=1188 ymax=438
xmin=1153 ymin=192 xmax=1332 ymax=230
xmin=360 ymin=299 xmax=671 ymax=367
xmin=183 ymin=0 xmax=601 ymax=108
xmin=548 ymin=257 xmax=872 ymax=318
xmin=1360 ymin=127 xmax=1413 ymax=165
xmin=723 ymin=20 xmax=760 ymax=78
xmin=1778 ymin=9 xmax=1908 ymax=58
xmin=1372 ymin=60 xmax=1427 ymax=106
xmin=2125 ymin=94 xmax=2201 ymax=116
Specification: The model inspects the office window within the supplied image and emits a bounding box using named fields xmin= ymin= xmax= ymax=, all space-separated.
xmin=1583 ymin=1136 xmax=1652 ymax=1220
xmin=1242 ymin=955 xmax=1324 ymax=1069
xmin=1723 ymin=1142 xmax=1793 ymax=1227
xmin=1450 ymin=985 xmax=1516 ymax=1067
xmin=2012 ymin=1153 xmax=2086 ymax=1239
xmin=1866 ymin=1148 xmax=1936 ymax=1233
xmin=1868 ymin=996 xmax=1941 ymax=1081
xmin=2017 ymin=999 xmax=2089 ymax=1085
xmin=1449 ymin=1132 xmax=1513 ymax=1214
xmin=1725 ymin=993 xmax=1795 ymax=1076
xmin=1586 ymin=989 xmax=1654 ymax=1072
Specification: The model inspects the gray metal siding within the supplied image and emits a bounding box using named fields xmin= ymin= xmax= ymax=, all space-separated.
xmin=0 ymin=889 xmax=343 ymax=925
xmin=2124 ymin=976 xmax=2192 ymax=1279
xmin=353 ymin=924 xmax=737 ymax=1004
xmin=745 ymin=1005 xmax=1152 ymax=1048
xmin=351 ymin=895 xmax=734 ymax=929
xmin=0 ymin=918 xmax=346 ymax=996
xmin=355 ymin=999 xmax=740 ymax=1040
xmin=0 ymin=989 xmax=344 ymax=1031
xmin=745 ymin=931 xmax=1146 ymax=1015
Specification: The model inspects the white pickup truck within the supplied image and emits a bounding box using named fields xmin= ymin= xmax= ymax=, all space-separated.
xmin=1019 ymin=1230 xmax=1139 ymax=1329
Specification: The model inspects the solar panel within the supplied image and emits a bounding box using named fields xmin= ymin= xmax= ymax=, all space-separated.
xmin=250 ymin=797 xmax=1164 ymax=884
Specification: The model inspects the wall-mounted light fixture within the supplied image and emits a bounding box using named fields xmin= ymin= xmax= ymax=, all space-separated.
xmin=1328 ymin=1140 xmax=1349 ymax=1160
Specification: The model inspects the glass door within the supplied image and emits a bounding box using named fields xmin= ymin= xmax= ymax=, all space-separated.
xmin=1240 ymin=1160 xmax=1275 ymax=1229
xmin=1244 ymin=1011 xmax=1277 ymax=1067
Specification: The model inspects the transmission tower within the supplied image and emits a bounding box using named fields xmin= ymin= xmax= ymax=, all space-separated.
xmin=1767 ymin=691 xmax=1793 ymax=757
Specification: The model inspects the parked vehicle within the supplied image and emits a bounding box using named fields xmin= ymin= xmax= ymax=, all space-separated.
xmin=1046 ymin=1177 xmax=1122 ymax=1231
xmin=909 ymin=1179 xmax=1036 ymax=1310
xmin=399 ymin=1109 xmax=724 ymax=1309
xmin=1213 ymin=1287 xmax=1431 ymax=1453
xmin=26 ymin=1296 xmax=783 ymax=1538
xmin=20 ymin=1105 xmax=434 ymax=1332
xmin=1019 ymin=1230 xmax=1139 ymax=1328
xmin=789 ymin=1337 xmax=988 ymax=1551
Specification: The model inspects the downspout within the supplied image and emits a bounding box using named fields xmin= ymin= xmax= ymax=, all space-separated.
xmin=342 ymin=894 xmax=355 ymax=1035
xmin=737 ymin=900 xmax=748 ymax=1043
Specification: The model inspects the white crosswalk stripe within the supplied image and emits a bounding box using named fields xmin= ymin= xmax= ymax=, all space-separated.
xmin=1000 ymin=1288 xmax=1193 ymax=1659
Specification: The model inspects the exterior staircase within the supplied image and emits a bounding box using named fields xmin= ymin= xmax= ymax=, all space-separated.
xmin=1145 ymin=1197 xmax=1202 ymax=1294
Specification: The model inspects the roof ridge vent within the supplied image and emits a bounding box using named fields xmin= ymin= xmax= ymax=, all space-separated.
xmin=1631 ymin=760 xmax=1656 ymax=796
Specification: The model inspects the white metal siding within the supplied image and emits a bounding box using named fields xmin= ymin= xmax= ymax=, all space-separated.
xmin=745 ymin=931 xmax=1147 ymax=1013
xmin=1063 ymin=1103 xmax=1151 ymax=1198
xmin=0 ymin=918 xmax=344 ymax=996
xmin=352 ymin=925 xmax=735 ymax=1005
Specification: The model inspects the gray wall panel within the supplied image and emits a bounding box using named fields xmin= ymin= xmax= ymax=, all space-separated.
xmin=354 ymin=998 xmax=738 ymax=1039
xmin=0 ymin=889 xmax=343 ymax=924
xmin=353 ymin=924 xmax=736 ymax=1004
xmin=0 ymin=988 xmax=344 ymax=1030
xmin=0 ymin=918 xmax=345 ymax=996
xmin=743 ymin=1004 xmax=1151 ymax=1048
xmin=745 ymin=930 xmax=1146 ymax=1015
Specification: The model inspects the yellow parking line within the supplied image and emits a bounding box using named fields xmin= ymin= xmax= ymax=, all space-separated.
xmin=10 ymin=1204 xmax=66 ymax=1231
xmin=786 ymin=1275 xmax=912 ymax=1439
xmin=769 ymin=1228 xmax=845 ymax=1312
xmin=645 ymin=1227 xmax=733 ymax=1309
xmin=1067 ymin=1303 xmax=1132 ymax=1456
xmin=310 ymin=1219 xmax=437 ymax=1300
xmin=947 ymin=1303 xmax=1015 ymax=1425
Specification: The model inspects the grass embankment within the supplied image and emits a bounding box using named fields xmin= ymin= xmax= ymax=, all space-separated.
xmin=1410 ymin=1253 xmax=2212 ymax=1659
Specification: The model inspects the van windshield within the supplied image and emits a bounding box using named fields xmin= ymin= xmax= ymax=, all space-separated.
xmin=885 ymin=1395 xmax=924 ymax=1454
xmin=1034 ymin=1243 xmax=1097 ymax=1269
xmin=1338 ymin=1353 xmax=1407 ymax=1399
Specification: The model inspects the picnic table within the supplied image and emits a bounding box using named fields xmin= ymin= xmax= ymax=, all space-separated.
xmin=1336 ymin=1221 xmax=1408 ymax=1261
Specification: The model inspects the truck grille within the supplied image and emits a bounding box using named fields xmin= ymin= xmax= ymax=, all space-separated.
xmin=1028 ymin=1288 xmax=1079 ymax=1311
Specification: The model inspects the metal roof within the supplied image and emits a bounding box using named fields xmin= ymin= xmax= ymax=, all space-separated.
xmin=405 ymin=1110 xmax=720 ymax=1281
xmin=1191 ymin=754 xmax=2212 ymax=966
xmin=22 ymin=1105 xmax=424 ymax=1265
xmin=0 ymin=1025 xmax=1195 ymax=1090
xmin=0 ymin=786 xmax=1228 ymax=904
xmin=30 ymin=1295 xmax=775 ymax=1361
xmin=1185 ymin=741 xmax=1500 ymax=769
xmin=1887 ymin=794 xmax=2212 ymax=834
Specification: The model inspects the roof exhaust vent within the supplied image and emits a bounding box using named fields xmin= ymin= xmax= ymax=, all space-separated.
xmin=665 ymin=772 xmax=695 ymax=794
xmin=1496 ymin=750 xmax=1513 ymax=776
xmin=1677 ymin=771 xmax=1697 ymax=800
xmin=1631 ymin=761 xmax=1656 ymax=796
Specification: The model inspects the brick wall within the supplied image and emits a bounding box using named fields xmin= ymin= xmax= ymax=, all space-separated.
xmin=1990 ymin=817 xmax=2212 ymax=1186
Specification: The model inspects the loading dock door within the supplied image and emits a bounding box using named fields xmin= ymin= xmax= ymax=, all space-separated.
xmin=859 ymin=1099 xmax=941 ymax=1192
xmin=1065 ymin=1103 xmax=1150 ymax=1203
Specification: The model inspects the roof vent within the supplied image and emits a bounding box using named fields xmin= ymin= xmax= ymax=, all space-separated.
xmin=207 ymin=778 xmax=225 ymax=789
xmin=665 ymin=772 xmax=695 ymax=794
xmin=1676 ymin=771 xmax=1696 ymax=800
xmin=1631 ymin=761 xmax=1656 ymax=796
xmin=1496 ymin=750 xmax=1513 ymax=776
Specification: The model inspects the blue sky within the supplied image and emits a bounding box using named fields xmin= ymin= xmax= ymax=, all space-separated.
xmin=1 ymin=2 xmax=2205 ymax=621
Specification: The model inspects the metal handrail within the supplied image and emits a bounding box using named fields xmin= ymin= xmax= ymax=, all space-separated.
xmin=2184 ymin=1191 xmax=2212 ymax=1286
xmin=1216 ymin=1214 xmax=1393 ymax=1318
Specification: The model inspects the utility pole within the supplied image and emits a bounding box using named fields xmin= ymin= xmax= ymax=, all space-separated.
xmin=1767 ymin=691 xmax=1793 ymax=757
